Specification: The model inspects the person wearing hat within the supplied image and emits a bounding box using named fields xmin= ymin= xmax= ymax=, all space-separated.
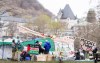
xmin=34 ymin=41 xmax=44 ymax=54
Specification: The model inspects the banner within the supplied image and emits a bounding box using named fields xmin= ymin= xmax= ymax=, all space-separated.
xmin=80 ymin=39 xmax=96 ymax=51
xmin=17 ymin=25 xmax=45 ymax=37
xmin=28 ymin=48 xmax=39 ymax=54
xmin=54 ymin=36 xmax=74 ymax=57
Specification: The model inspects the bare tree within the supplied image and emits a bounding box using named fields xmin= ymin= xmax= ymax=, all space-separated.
xmin=25 ymin=14 xmax=67 ymax=36
xmin=96 ymin=1 xmax=100 ymax=20
xmin=74 ymin=22 xmax=100 ymax=49
xmin=7 ymin=22 xmax=17 ymax=36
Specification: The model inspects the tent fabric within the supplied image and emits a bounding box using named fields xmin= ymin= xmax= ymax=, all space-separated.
xmin=0 ymin=42 xmax=23 ymax=51
xmin=0 ymin=38 xmax=55 ymax=51
xmin=37 ymin=38 xmax=55 ymax=51
xmin=0 ymin=42 xmax=12 ymax=45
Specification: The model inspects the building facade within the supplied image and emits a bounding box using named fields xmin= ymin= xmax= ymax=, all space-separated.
xmin=57 ymin=4 xmax=77 ymax=36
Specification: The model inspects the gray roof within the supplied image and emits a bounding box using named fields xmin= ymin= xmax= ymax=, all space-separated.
xmin=1 ymin=16 xmax=27 ymax=23
xmin=61 ymin=4 xmax=76 ymax=20
xmin=0 ymin=13 xmax=27 ymax=23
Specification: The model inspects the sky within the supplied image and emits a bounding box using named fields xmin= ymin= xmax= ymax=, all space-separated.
xmin=38 ymin=0 xmax=98 ymax=18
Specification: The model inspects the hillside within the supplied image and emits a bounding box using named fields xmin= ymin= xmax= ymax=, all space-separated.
xmin=0 ymin=0 xmax=53 ymax=18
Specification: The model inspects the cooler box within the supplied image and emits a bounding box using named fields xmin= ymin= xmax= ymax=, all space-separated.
xmin=47 ymin=54 xmax=53 ymax=61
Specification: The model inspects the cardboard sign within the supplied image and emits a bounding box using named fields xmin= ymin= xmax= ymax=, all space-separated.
xmin=36 ymin=55 xmax=47 ymax=61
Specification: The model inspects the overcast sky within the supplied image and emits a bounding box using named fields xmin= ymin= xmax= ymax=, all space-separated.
xmin=38 ymin=0 xmax=98 ymax=18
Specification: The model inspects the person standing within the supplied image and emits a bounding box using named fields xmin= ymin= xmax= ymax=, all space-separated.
xmin=12 ymin=39 xmax=17 ymax=60
xmin=27 ymin=44 xmax=31 ymax=52
xmin=44 ymin=40 xmax=51 ymax=54
xmin=89 ymin=51 xmax=93 ymax=60
xmin=34 ymin=41 xmax=44 ymax=54
xmin=79 ymin=49 xmax=84 ymax=60
xmin=17 ymin=36 xmax=20 ymax=43
xmin=34 ymin=41 xmax=40 ymax=48
xmin=39 ymin=42 xmax=44 ymax=54
xmin=92 ymin=47 xmax=98 ymax=59
xmin=92 ymin=47 xmax=98 ymax=54
xmin=75 ymin=50 xmax=80 ymax=60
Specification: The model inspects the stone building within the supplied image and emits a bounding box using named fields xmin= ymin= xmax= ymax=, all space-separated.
xmin=57 ymin=4 xmax=77 ymax=36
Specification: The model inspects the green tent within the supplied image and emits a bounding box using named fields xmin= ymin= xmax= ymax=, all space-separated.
xmin=0 ymin=42 xmax=12 ymax=46
xmin=0 ymin=37 xmax=55 ymax=51
xmin=0 ymin=41 xmax=23 ymax=51
xmin=22 ymin=37 xmax=55 ymax=51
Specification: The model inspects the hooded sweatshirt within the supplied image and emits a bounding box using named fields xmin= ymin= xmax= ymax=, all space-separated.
xmin=44 ymin=42 xmax=51 ymax=52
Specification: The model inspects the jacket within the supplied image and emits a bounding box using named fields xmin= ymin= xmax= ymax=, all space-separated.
xmin=44 ymin=42 xmax=51 ymax=52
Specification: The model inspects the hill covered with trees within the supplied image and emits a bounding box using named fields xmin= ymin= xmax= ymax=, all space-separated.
xmin=0 ymin=0 xmax=53 ymax=17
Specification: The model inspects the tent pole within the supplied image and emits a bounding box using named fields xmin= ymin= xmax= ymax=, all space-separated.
xmin=2 ymin=38 xmax=4 ymax=59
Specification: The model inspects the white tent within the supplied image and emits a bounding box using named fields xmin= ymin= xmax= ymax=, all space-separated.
xmin=0 ymin=38 xmax=22 ymax=59
xmin=0 ymin=45 xmax=12 ymax=59
xmin=0 ymin=38 xmax=12 ymax=59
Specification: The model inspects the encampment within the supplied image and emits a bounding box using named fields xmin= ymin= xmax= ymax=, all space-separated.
xmin=0 ymin=38 xmax=23 ymax=59
xmin=22 ymin=37 xmax=55 ymax=54
xmin=0 ymin=37 xmax=55 ymax=59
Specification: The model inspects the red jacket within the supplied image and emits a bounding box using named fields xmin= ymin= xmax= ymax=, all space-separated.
xmin=27 ymin=45 xmax=31 ymax=52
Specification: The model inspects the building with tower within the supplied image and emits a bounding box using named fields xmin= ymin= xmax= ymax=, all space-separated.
xmin=57 ymin=4 xmax=77 ymax=36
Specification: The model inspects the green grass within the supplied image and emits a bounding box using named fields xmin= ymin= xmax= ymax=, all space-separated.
xmin=0 ymin=60 xmax=100 ymax=63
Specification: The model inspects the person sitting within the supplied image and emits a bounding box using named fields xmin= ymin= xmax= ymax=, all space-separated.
xmin=25 ymin=53 xmax=31 ymax=61
xmin=20 ymin=51 xmax=27 ymax=61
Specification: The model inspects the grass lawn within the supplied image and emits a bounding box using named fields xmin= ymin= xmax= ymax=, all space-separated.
xmin=0 ymin=60 xmax=99 ymax=63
